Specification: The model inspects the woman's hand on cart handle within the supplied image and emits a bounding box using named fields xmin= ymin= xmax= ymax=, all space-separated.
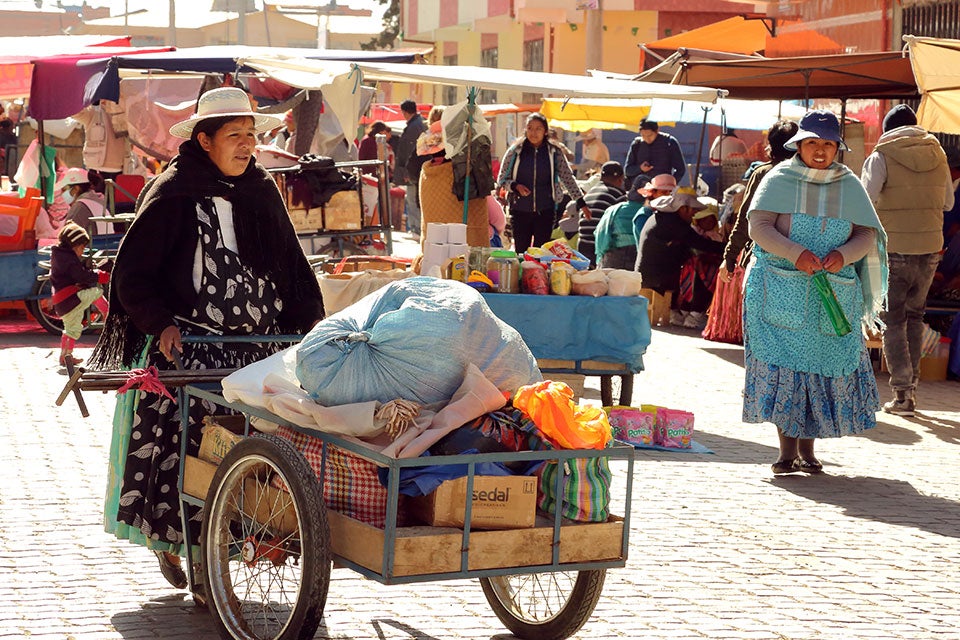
xmin=159 ymin=325 xmax=183 ymax=363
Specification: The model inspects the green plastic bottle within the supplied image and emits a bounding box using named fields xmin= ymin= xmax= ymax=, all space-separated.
xmin=812 ymin=271 xmax=852 ymax=337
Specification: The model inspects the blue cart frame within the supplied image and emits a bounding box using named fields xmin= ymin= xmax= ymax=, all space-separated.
xmin=172 ymin=336 xmax=633 ymax=640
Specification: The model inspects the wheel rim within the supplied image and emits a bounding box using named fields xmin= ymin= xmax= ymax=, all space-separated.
xmin=205 ymin=454 xmax=307 ymax=640
xmin=485 ymin=572 xmax=578 ymax=624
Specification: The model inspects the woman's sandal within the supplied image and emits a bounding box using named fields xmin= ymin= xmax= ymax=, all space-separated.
xmin=154 ymin=550 xmax=188 ymax=589
xmin=799 ymin=458 xmax=823 ymax=474
xmin=771 ymin=458 xmax=801 ymax=475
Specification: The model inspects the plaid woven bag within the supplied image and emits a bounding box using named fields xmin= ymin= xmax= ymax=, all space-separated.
xmin=276 ymin=425 xmax=388 ymax=528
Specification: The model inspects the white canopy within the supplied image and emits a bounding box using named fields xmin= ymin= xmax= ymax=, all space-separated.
xmin=240 ymin=55 xmax=723 ymax=102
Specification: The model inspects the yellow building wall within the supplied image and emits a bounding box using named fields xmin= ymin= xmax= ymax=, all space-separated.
xmin=552 ymin=11 xmax=657 ymax=75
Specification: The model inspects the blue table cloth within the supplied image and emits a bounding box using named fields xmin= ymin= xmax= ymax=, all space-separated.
xmin=481 ymin=293 xmax=651 ymax=373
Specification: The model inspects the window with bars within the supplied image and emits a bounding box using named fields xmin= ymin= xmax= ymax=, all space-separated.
xmin=479 ymin=48 xmax=499 ymax=104
xmin=522 ymin=39 xmax=544 ymax=105
xmin=442 ymin=54 xmax=459 ymax=105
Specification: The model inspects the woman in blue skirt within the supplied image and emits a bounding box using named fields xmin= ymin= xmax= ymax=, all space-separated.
xmin=743 ymin=110 xmax=888 ymax=475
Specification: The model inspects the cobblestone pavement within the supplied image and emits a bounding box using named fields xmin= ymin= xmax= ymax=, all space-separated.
xmin=1 ymin=311 xmax=958 ymax=640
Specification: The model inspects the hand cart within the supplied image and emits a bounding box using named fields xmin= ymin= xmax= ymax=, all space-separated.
xmin=180 ymin=387 xmax=633 ymax=640
xmin=60 ymin=336 xmax=633 ymax=640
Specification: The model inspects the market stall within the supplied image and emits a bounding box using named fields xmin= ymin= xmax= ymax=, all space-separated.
xmin=903 ymin=35 xmax=960 ymax=135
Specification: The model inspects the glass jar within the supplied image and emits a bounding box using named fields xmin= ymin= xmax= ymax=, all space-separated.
xmin=486 ymin=249 xmax=520 ymax=293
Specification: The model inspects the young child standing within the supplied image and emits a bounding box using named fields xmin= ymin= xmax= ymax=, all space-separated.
xmin=50 ymin=223 xmax=109 ymax=367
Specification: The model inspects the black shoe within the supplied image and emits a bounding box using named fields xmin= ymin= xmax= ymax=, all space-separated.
xmin=154 ymin=550 xmax=187 ymax=589
xmin=798 ymin=458 xmax=823 ymax=474
xmin=771 ymin=458 xmax=801 ymax=475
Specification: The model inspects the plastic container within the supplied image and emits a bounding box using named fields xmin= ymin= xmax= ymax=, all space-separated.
xmin=549 ymin=262 xmax=574 ymax=296
xmin=521 ymin=261 xmax=549 ymax=295
xmin=486 ymin=249 xmax=520 ymax=293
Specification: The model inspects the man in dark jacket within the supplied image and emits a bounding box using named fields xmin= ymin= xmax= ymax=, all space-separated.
xmin=624 ymin=120 xmax=687 ymax=188
xmin=392 ymin=99 xmax=427 ymax=236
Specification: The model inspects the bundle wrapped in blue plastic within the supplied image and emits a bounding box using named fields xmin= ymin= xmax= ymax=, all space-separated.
xmin=296 ymin=277 xmax=543 ymax=406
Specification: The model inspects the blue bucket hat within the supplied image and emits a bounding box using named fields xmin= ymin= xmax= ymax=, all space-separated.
xmin=784 ymin=109 xmax=849 ymax=152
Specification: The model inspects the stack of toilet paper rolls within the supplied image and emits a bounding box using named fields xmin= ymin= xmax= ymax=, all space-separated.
xmin=421 ymin=222 xmax=469 ymax=276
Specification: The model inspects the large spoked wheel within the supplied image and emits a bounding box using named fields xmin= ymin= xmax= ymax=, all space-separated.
xmin=201 ymin=434 xmax=331 ymax=640
xmin=480 ymin=570 xmax=606 ymax=640
xmin=25 ymin=278 xmax=63 ymax=336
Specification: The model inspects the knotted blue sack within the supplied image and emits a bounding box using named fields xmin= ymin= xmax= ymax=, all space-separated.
xmin=295 ymin=277 xmax=542 ymax=406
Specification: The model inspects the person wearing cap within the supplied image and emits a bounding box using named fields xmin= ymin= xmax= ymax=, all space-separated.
xmin=49 ymin=222 xmax=109 ymax=367
xmin=743 ymin=109 xmax=887 ymax=475
xmin=623 ymin=119 xmax=686 ymax=188
xmin=636 ymin=187 xmax=724 ymax=328
xmin=90 ymin=87 xmax=324 ymax=598
xmin=55 ymin=168 xmax=113 ymax=236
xmin=497 ymin=112 xmax=590 ymax=254
xmin=578 ymin=160 xmax=627 ymax=267
xmin=860 ymin=104 xmax=954 ymax=416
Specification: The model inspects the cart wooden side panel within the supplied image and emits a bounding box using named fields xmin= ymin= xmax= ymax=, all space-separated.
xmin=184 ymin=454 xmax=626 ymax=579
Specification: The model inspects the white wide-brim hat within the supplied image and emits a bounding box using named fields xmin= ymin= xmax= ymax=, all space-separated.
xmin=650 ymin=187 xmax=707 ymax=213
xmin=169 ymin=87 xmax=282 ymax=139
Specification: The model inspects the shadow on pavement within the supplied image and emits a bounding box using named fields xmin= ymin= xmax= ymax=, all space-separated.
xmin=700 ymin=346 xmax=745 ymax=368
xmin=630 ymin=430 xmax=780 ymax=465
xmin=769 ymin=473 xmax=960 ymax=539
xmin=371 ymin=618 xmax=441 ymax=639
xmin=906 ymin=412 xmax=960 ymax=446
xmin=111 ymin=595 xmax=218 ymax=638
xmin=856 ymin=418 xmax=923 ymax=445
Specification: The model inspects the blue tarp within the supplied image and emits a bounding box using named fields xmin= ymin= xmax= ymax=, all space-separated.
xmin=481 ymin=293 xmax=651 ymax=373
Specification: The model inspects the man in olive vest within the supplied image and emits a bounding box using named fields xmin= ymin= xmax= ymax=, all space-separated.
xmin=861 ymin=104 xmax=955 ymax=416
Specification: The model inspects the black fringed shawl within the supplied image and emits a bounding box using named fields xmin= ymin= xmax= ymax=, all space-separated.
xmin=89 ymin=140 xmax=324 ymax=370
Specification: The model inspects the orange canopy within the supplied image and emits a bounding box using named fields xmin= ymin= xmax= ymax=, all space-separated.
xmin=640 ymin=16 xmax=844 ymax=69
xmin=644 ymin=16 xmax=772 ymax=57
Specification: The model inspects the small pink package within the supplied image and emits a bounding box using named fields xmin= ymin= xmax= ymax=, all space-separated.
xmin=607 ymin=406 xmax=656 ymax=446
xmin=654 ymin=408 xmax=694 ymax=449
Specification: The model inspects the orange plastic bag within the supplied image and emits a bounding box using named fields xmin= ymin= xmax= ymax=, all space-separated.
xmin=513 ymin=380 xmax=611 ymax=450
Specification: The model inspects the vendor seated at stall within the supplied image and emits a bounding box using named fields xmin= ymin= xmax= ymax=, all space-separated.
xmin=635 ymin=187 xmax=724 ymax=329
xmin=57 ymin=168 xmax=114 ymax=236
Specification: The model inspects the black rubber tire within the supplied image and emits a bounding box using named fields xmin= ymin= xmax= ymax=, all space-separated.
xmin=480 ymin=569 xmax=606 ymax=640
xmin=201 ymin=433 xmax=331 ymax=640
xmin=25 ymin=278 xmax=63 ymax=336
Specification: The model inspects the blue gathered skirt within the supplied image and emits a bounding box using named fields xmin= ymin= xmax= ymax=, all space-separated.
xmin=743 ymin=343 xmax=880 ymax=439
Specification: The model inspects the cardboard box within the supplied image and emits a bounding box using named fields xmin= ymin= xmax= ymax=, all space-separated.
xmin=323 ymin=190 xmax=363 ymax=230
xmin=183 ymin=455 xmax=217 ymax=500
xmin=410 ymin=475 xmax=537 ymax=530
xmin=198 ymin=424 xmax=243 ymax=464
xmin=919 ymin=355 xmax=948 ymax=381
xmin=288 ymin=206 xmax=324 ymax=233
